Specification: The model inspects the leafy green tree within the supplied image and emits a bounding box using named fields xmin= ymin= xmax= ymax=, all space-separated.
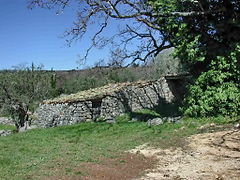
xmin=29 ymin=0 xmax=240 ymax=116
xmin=0 ymin=64 xmax=56 ymax=131
xmin=182 ymin=46 xmax=240 ymax=116
xmin=150 ymin=0 xmax=240 ymax=116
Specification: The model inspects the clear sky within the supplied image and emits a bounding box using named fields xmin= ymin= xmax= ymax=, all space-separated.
xmin=0 ymin=0 xmax=110 ymax=70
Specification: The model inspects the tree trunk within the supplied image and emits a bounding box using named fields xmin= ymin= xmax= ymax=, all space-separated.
xmin=14 ymin=103 xmax=29 ymax=132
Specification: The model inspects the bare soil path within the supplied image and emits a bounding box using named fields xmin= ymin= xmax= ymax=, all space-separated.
xmin=36 ymin=128 xmax=240 ymax=180
xmin=130 ymin=129 xmax=240 ymax=180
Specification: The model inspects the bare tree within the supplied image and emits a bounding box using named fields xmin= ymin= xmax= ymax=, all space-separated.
xmin=28 ymin=0 xmax=230 ymax=66
xmin=27 ymin=0 xmax=173 ymax=65
xmin=107 ymin=48 xmax=126 ymax=68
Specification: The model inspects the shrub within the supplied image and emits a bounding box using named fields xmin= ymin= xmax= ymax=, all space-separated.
xmin=182 ymin=44 xmax=240 ymax=117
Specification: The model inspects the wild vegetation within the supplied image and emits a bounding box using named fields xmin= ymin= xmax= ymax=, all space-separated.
xmin=0 ymin=114 xmax=237 ymax=179
xmin=28 ymin=0 xmax=240 ymax=117
xmin=0 ymin=1 xmax=239 ymax=179
xmin=52 ymin=48 xmax=183 ymax=95
xmin=0 ymin=0 xmax=239 ymax=133
xmin=0 ymin=48 xmax=181 ymax=118
xmin=150 ymin=0 xmax=240 ymax=117
xmin=0 ymin=64 xmax=58 ymax=131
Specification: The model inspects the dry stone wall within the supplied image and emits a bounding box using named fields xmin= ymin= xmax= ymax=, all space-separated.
xmin=33 ymin=77 xmax=184 ymax=127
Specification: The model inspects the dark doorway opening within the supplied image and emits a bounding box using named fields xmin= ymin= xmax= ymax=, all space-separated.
xmin=91 ymin=99 xmax=102 ymax=120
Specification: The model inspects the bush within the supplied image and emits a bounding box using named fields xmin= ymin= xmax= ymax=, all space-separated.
xmin=183 ymin=82 xmax=240 ymax=117
xmin=182 ymin=45 xmax=240 ymax=117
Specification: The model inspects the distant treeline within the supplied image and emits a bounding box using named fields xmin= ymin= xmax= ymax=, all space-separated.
xmin=53 ymin=48 xmax=186 ymax=95
xmin=0 ymin=48 xmax=186 ymax=119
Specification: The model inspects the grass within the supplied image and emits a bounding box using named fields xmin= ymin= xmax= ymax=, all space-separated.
xmin=0 ymin=124 xmax=15 ymax=131
xmin=0 ymin=115 xmax=237 ymax=180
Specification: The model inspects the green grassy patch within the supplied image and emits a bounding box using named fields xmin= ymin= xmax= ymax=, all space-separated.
xmin=0 ymin=115 xmax=237 ymax=179
xmin=0 ymin=124 xmax=15 ymax=131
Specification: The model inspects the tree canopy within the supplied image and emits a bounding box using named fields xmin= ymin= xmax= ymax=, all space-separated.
xmin=28 ymin=0 xmax=173 ymax=65
xmin=28 ymin=0 xmax=240 ymax=117
xmin=0 ymin=64 xmax=56 ymax=130
xmin=150 ymin=0 xmax=240 ymax=116
xmin=150 ymin=0 xmax=240 ymax=73
xmin=28 ymin=0 xmax=240 ymax=65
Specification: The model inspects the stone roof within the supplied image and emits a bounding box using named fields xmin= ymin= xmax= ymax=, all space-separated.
xmin=164 ymin=73 xmax=190 ymax=80
xmin=43 ymin=80 xmax=156 ymax=104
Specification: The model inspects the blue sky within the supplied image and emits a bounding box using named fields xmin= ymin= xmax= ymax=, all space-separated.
xmin=0 ymin=0 xmax=110 ymax=70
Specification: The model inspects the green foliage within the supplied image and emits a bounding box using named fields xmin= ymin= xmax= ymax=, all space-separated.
xmin=62 ymin=76 xmax=103 ymax=94
xmin=60 ymin=68 xmax=138 ymax=95
xmin=0 ymin=64 xmax=58 ymax=127
xmin=182 ymin=44 xmax=240 ymax=117
xmin=115 ymin=109 xmax=161 ymax=123
xmin=49 ymin=71 xmax=56 ymax=88
xmin=183 ymin=83 xmax=240 ymax=117
xmin=0 ymin=65 xmax=56 ymax=108
xmin=150 ymin=0 xmax=240 ymax=117
xmin=174 ymin=35 xmax=206 ymax=64
xmin=135 ymin=109 xmax=161 ymax=117
xmin=0 ymin=124 xmax=15 ymax=131
xmin=107 ymin=70 xmax=121 ymax=82
xmin=115 ymin=114 xmax=131 ymax=123
xmin=107 ymin=69 xmax=137 ymax=83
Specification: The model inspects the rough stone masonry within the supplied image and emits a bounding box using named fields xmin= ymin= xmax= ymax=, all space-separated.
xmin=33 ymin=75 xmax=187 ymax=127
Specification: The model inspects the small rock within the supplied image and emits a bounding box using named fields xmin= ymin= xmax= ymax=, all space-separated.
xmin=234 ymin=123 xmax=240 ymax=129
xmin=0 ymin=130 xmax=12 ymax=137
xmin=180 ymin=126 xmax=186 ymax=130
xmin=0 ymin=117 xmax=14 ymax=125
xmin=210 ymin=123 xmax=216 ymax=127
xmin=130 ymin=117 xmax=139 ymax=122
xmin=167 ymin=116 xmax=182 ymax=123
xmin=147 ymin=116 xmax=182 ymax=126
xmin=147 ymin=118 xmax=164 ymax=126
xmin=198 ymin=125 xmax=205 ymax=130
xmin=105 ymin=117 xmax=116 ymax=124
xmin=27 ymin=125 xmax=38 ymax=130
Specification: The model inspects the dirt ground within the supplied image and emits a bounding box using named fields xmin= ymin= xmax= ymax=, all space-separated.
xmin=41 ymin=128 xmax=240 ymax=180
xmin=80 ymin=153 xmax=157 ymax=180
xmin=43 ymin=153 xmax=157 ymax=180
xmin=130 ymin=129 xmax=240 ymax=180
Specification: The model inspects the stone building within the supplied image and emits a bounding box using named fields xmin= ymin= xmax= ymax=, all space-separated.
xmin=33 ymin=75 xmax=187 ymax=127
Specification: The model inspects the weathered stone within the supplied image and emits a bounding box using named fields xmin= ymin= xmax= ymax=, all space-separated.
xmin=234 ymin=123 xmax=240 ymax=129
xmin=147 ymin=116 xmax=182 ymax=126
xmin=167 ymin=116 xmax=182 ymax=123
xmin=147 ymin=118 xmax=164 ymax=126
xmin=105 ymin=117 xmax=116 ymax=124
xmin=0 ymin=117 xmax=14 ymax=125
xmin=33 ymin=77 xmax=186 ymax=128
xmin=0 ymin=130 xmax=12 ymax=136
